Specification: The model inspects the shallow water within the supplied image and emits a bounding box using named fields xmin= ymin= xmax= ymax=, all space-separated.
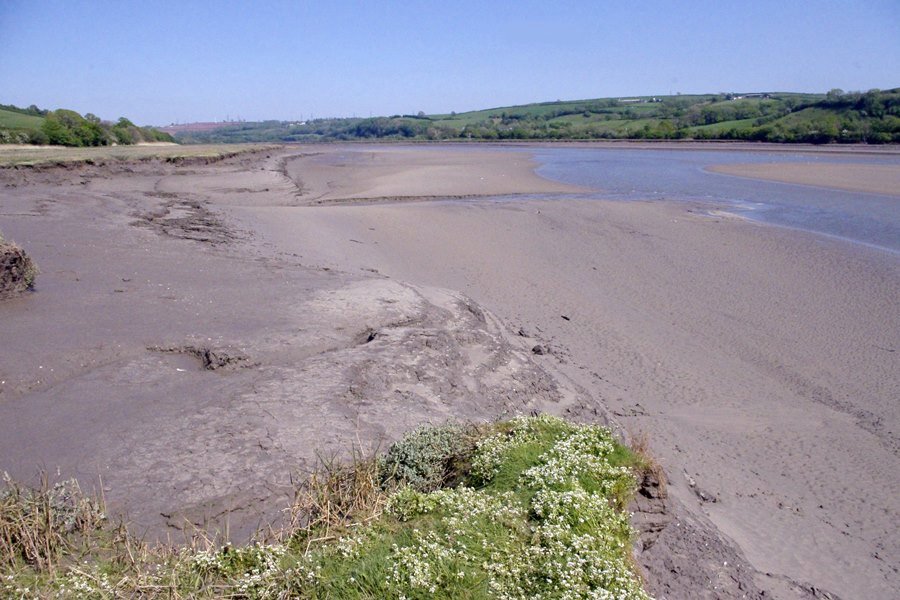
xmin=529 ymin=147 xmax=900 ymax=254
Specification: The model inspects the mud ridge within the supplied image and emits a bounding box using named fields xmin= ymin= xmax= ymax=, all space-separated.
xmin=132 ymin=197 xmax=237 ymax=245
xmin=149 ymin=345 xmax=256 ymax=371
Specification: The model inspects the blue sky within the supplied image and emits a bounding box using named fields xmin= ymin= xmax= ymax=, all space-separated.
xmin=1 ymin=1 xmax=898 ymax=125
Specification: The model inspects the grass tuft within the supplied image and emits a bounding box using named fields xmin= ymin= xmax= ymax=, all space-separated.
xmin=0 ymin=473 xmax=105 ymax=572
xmin=285 ymin=447 xmax=388 ymax=552
xmin=0 ymin=232 xmax=39 ymax=294
xmin=628 ymin=430 xmax=668 ymax=496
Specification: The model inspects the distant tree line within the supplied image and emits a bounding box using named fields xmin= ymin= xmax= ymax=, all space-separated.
xmin=0 ymin=104 xmax=174 ymax=146
xmin=173 ymin=89 xmax=900 ymax=145
xmin=0 ymin=103 xmax=49 ymax=117
xmin=38 ymin=111 xmax=175 ymax=146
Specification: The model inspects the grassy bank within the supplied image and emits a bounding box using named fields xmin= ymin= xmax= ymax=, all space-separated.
xmin=1 ymin=415 xmax=654 ymax=599
xmin=0 ymin=143 xmax=279 ymax=168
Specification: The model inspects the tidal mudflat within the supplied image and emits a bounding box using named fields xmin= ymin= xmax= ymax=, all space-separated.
xmin=1 ymin=143 xmax=897 ymax=599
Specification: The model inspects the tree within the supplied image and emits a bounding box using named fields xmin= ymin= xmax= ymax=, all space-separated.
xmin=41 ymin=112 xmax=79 ymax=146
xmin=112 ymin=117 xmax=137 ymax=144
xmin=76 ymin=120 xmax=106 ymax=146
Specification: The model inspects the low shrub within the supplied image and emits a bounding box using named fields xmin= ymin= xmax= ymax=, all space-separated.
xmin=380 ymin=422 xmax=480 ymax=491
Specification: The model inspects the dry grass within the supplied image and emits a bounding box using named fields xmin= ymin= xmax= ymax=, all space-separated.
xmin=0 ymin=234 xmax=39 ymax=297
xmin=0 ymin=143 xmax=280 ymax=167
xmin=628 ymin=430 xmax=668 ymax=495
xmin=284 ymin=448 xmax=389 ymax=553
xmin=0 ymin=473 xmax=105 ymax=572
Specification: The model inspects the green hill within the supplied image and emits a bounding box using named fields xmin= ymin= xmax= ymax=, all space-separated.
xmin=174 ymin=88 xmax=900 ymax=145
xmin=0 ymin=105 xmax=47 ymax=143
xmin=0 ymin=108 xmax=44 ymax=131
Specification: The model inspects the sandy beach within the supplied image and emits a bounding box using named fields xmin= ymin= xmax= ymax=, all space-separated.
xmin=1 ymin=144 xmax=897 ymax=599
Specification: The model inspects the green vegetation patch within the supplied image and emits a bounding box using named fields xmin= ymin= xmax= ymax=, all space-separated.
xmin=1 ymin=415 xmax=652 ymax=598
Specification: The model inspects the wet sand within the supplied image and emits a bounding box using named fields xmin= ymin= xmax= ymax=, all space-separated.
xmin=254 ymin=146 xmax=900 ymax=599
xmin=708 ymin=162 xmax=900 ymax=196
xmin=0 ymin=147 xmax=588 ymax=540
xmin=281 ymin=146 xmax=589 ymax=203
xmin=1 ymin=144 xmax=898 ymax=599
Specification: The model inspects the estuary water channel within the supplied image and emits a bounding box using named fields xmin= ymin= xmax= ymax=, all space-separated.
xmin=528 ymin=146 xmax=900 ymax=255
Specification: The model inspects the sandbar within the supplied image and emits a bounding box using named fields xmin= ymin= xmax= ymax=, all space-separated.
xmin=281 ymin=146 xmax=589 ymax=203
xmin=708 ymin=162 xmax=900 ymax=196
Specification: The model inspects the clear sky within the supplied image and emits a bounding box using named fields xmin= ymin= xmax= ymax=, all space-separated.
xmin=1 ymin=0 xmax=898 ymax=125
